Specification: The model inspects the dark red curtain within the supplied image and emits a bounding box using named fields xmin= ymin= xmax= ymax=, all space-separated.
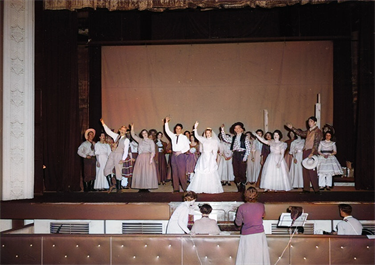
xmin=35 ymin=2 xmax=81 ymax=192
xmin=355 ymin=2 xmax=375 ymax=190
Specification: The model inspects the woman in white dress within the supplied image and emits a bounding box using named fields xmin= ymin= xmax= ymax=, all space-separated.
xmin=130 ymin=124 xmax=158 ymax=192
xmin=94 ymin=132 xmax=112 ymax=190
xmin=187 ymin=122 xmax=224 ymax=194
xmin=247 ymin=129 xmax=263 ymax=184
xmin=218 ymin=133 xmax=234 ymax=186
xmin=289 ymin=135 xmax=305 ymax=188
xmin=317 ymin=131 xmax=343 ymax=190
xmin=253 ymin=130 xmax=291 ymax=192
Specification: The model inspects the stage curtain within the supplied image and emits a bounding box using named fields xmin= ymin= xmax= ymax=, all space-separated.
xmin=36 ymin=9 xmax=82 ymax=192
xmin=43 ymin=0 xmax=349 ymax=11
xmin=355 ymin=2 xmax=374 ymax=190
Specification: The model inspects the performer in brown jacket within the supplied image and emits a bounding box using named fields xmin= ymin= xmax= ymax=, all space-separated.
xmin=286 ymin=116 xmax=323 ymax=193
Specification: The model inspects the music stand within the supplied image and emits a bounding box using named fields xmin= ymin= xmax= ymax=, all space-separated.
xmin=278 ymin=213 xmax=309 ymax=227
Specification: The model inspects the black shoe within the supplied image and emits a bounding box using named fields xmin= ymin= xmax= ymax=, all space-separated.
xmin=302 ymin=190 xmax=310 ymax=194
xmin=227 ymin=182 xmax=231 ymax=186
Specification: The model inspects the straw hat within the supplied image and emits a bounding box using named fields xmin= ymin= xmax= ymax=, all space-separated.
xmin=84 ymin=128 xmax=96 ymax=140
xmin=302 ymin=155 xmax=319 ymax=170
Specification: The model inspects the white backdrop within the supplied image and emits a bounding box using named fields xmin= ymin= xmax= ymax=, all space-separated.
xmin=102 ymin=41 xmax=333 ymax=137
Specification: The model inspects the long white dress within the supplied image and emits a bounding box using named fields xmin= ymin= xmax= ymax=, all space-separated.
xmin=260 ymin=140 xmax=292 ymax=191
xmin=217 ymin=140 xmax=234 ymax=182
xmin=187 ymin=129 xmax=224 ymax=194
xmin=247 ymin=139 xmax=263 ymax=183
xmin=289 ymin=138 xmax=305 ymax=188
xmin=317 ymin=140 xmax=343 ymax=187
xmin=94 ymin=142 xmax=111 ymax=190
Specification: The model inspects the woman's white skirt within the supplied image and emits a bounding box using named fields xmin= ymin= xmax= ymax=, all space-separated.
xmin=236 ymin=232 xmax=270 ymax=265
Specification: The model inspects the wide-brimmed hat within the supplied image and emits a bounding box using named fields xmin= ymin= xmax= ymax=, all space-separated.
xmin=230 ymin=122 xmax=245 ymax=134
xmin=302 ymin=155 xmax=319 ymax=170
xmin=84 ymin=128 xmax=96 ymax=140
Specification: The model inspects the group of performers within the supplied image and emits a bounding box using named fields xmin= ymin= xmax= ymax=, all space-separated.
xmin=77 ymin=116 xmax=343 ymax=193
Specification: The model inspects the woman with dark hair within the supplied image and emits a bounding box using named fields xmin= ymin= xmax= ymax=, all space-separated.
xmin=190 ymin=203 xmax=221 ymax=235
xmin=284 ymin=130 xmax=297 ymax=169
xmin=289 ymin=135 xmax=305 ymax=189
xmin=235 ymin=187 xmax=270 ymax=265
xmin=187 ymin=121 xmax=223 ymax=194
xmin=130 ymin=124 xmax=158 ymax=192
xmin=317 ymin=131 xmax=343 ymax=190
xmin=253 ymin=130 xmax=291 ymax=192
xmin=185 ymin=133 xmax=200 ymax=182
xmin=155 ymin=131 xmax=168 ymax=185
xmin=247 ymin=129 xmax=263 ymax=184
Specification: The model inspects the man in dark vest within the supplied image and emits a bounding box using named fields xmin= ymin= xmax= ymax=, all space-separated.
xmin=221 ymin=122 xmax=251 ymax=192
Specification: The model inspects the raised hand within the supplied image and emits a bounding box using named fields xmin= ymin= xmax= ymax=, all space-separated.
xmin=194 ymin=121 xmax=199 ymax=129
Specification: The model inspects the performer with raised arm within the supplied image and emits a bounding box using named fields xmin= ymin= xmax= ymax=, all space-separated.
xmin=130 ymin=124 xmax=158 ymax=192
xmin=221 ymin=122 xmax=251 ymax=192
xmin=253 ymin=130 xmax=292 ymax=192
xmin=100 ymin=118 xmax=130 ymax=193
xmin=286 ymin=116 xmax=323 ymax=193
xmin=186 ymin=121 xmax=223 ymax=194
xmin=164 ymin=117 xmax=191 ymax=192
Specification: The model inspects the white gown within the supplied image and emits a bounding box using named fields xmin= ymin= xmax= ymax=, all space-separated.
xmin=94 ymin=142 xmax=111 ymax=189
xmin=260 ymin=140 xmax=292 ymax=191
xmin=217 ymin=140 xmax=234 ymax=182
xmin=187 ymin=129 xmax=224 ymax=194
xmin=247 ymin=139 xmax=263 ymax=183
xmin=289 ymin=138 xmax=305 ymax=188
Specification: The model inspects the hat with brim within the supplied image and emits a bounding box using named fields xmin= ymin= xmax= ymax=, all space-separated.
xmin=230 ymin=122 xmax=245 ymax=134
xmin=302 ymin=155 xmax=319 ymax=170
xmin=85 ymin=128 xmax=96 ymax=140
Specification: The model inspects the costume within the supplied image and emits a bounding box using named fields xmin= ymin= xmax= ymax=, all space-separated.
xmin=218 ymin=140 xmax=234 ymax=183
xmin=190 ymin=217 xmax=221 ymax=235
xmin=166 ymin=201 xmax=195 ymax=234
xmin=165 ymin=122 xmax=190 ymax=192
xmin=336 ymin=216 xmax=363 ymax=235
xmin=317 ymin=140 xmax=343 ymax=188
xmin=221 ymin=128 xmax=250 ymax=192
xmin=187 ymin=128 xmax=223 ymax=194
xmin=185 ymin=142 xmax=200 ymax=181
xmin=235 ymin=202 xmax=270 ymax=265
xmin=284 ymin=138 xmax=294 ymax=169
xmin=130 ymin=131 xmax=158 ymax=190
xmin=94 ymin=141 xmax=111 ymax=190
xmin=156 ymin=139 xmax=168 ymax=184
xmin=247 ymin=139 xmax=263 ymax=184
xmin=292 ymin=125 xmax=323 ymax=192
xmin=77 ymin=138 xmax=96 ymax=191
xmin=289 ymin=137 xmax=305 ymax=188
xmin=102 ymin=123 xmax=130 ymax=191
xmin=259 ymin=140 xmax=292 ymax=191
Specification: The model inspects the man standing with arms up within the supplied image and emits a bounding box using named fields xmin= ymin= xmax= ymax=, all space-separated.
xmin=221 ymin=122 xmax=251 ymax=192
xmin=286 ymin=116 xmax=323 ymax=193
xmin=164 ymin=117 xmax=190 ymax=192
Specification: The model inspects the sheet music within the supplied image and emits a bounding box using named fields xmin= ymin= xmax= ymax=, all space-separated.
xmin=278 ymin=213 xmax=309 ymax=227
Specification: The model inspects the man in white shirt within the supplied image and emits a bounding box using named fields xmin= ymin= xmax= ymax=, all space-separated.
xmin=77 ymin=128 xmax=96 ymax=192
xmin=164 ymin=117 xmax=190 ymax=192
xmin=335 ymin=204 xmax=363 ymax=235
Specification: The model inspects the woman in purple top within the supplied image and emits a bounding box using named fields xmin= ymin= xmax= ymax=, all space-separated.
xmin=235 ymin=187 xmax=270 ymax=265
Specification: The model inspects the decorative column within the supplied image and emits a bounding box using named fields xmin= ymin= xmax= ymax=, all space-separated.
xmin=2 ymin=0 xmax=34 ymax=200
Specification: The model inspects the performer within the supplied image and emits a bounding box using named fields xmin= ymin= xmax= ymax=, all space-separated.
xmin=155 ymin=131 xmax=168 ymax=185
xmin=130 ymin=124 xmax=158 ymax=192
xmin=235 ymin=187 xmax=270 ymax=265
xmin=166 ymin=191 xmax=198 ymax=234
xmin=100 ymin=118 xmax=129 ymax=193
xmin=289 ymin=135 xmax=305 ymax=189
xmin=77 ymin=128 xmax=96 ymax=192
xmin=121 ymin=130 xmax=134 ymax=189
xmin=286 ymin=116 xmax=323 ymax=193
xmin=190 ymin=204 xmax=221 ymax=235
xmin=221 ymin=122 xmax=251 ymax=192
xmin=94 ymin=132 xmax=111 ymax=191
xmin=284 ymin=130 xmax=296 ymax=169
xmin=185 ymin=134 xmax=200 ymax=182
xmin=253 ymin=130 xmax=292 ymax=192
xmin=187 ymin=122 xmax=223 ymax=194
xmin=317 ymin=131 xmax=343 ymax=190
xmin=218 ymin=133 xmax=234 ymax=186
xmin=164 ymin=117 xmax=190 ymax=192
xmin=334 ymin=204 xmax=363 ymax=235
xmin=247 ymin=129 xmax=263 ymax=185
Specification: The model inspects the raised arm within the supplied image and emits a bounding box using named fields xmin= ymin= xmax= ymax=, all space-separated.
xmin=130 ymin=124 xmax=141 ymax=143
xmin=100 ymin=118 xmax=119 ymax=140
xmin=253 ymin=131 xmax=269 ymax=145
xmin=220 ymin=124 xmax=232 ymax=143
xmin=164 ymin=117 xmax=175 ymax=140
